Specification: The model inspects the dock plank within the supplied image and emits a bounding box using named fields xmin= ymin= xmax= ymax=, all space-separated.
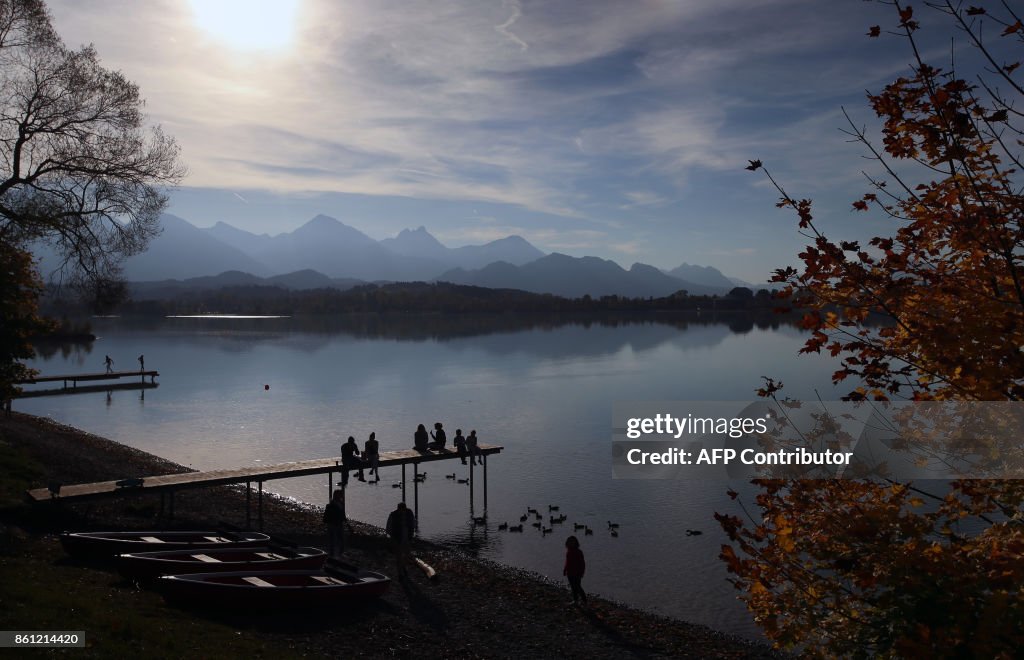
xmin=16 ymin=370 xmax=160 ymax=384
xmin=27 ymin=444 xmax=502 ymax=502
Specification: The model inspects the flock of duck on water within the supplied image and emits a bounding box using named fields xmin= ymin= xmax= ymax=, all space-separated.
xmin=372 ymin=471 xmax=707 ymax=539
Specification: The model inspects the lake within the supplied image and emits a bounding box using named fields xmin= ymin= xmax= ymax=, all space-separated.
xmin=19 ymin=312 xmax=842 ymax=639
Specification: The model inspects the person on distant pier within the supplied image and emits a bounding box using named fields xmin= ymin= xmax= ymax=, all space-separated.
xmin=428 ymin=422 xmax=447 ymax=450
xmin=138 ymin=354 xmax=145 ymax=371
xmin=104 ymin=355 xmax=114 ymax=374
xmin=467 ymin=429 xmax=480 ymax=465
xmin=323 ymin=489 xmax=346 ymax=559
xmin=341 ymin=436 xmax=366 ymax=483
xmin=413 ymin=424 xmax=429 ymax=452
xmin=385 ymin=501 xmax=416 ymax=578
xmin=453 ymin=428 xmax=467 ymax=465
xmin=564 ymin=535 xmax=587 ymax=606
xmin=364 ymin=431 xmax=380 ymax=481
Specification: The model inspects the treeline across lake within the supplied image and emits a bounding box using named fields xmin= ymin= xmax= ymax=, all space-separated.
xmin=51 ymin=281 xmax=781 ymax=317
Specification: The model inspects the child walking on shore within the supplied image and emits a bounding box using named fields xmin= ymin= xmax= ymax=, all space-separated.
xmin=564 ymin=535 xmax=587 ymax=606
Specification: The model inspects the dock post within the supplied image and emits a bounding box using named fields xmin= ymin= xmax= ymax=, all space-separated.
xmin=246 ymin=481 xmax=251 ymax=529
xmin=469 ymin=455 xmax=475 ymax=512
xmin=413 ymin=463 xmax=419 ymax=521
xmin=402 ymin=464 xmax=407 ymax=503
xmin=328 ymin=471 xmax=333 ymax=500
xmin=258 ymin=481 xmax=264 ymax=530
xmin=483 ymin=455 xmax=488 ymax=512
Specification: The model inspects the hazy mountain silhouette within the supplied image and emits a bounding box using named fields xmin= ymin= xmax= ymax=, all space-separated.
xmin=438 ymin=253 xmax=726 ymax=298
xmin=665 ymin=263 xmax=736 ymax=290
xmin=121 ymin=214 xmax=273 ymax=280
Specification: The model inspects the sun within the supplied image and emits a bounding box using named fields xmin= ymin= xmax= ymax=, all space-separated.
xmin=188 ymin=0 xmax=301 ymax=51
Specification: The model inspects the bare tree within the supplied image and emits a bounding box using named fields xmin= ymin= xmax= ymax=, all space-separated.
xmin=0 ymin=0 xmax=185 ymax=289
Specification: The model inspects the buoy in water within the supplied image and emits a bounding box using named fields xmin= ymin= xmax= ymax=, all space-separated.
xmin=264 ymin=384 xmax=270 ymax=390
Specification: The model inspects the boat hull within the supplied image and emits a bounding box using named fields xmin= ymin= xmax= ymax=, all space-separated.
xmin=60 ymin=530 xmax=271 ymax=559
xmin=157 ymin=567 xmax=391 ymax=608
xmin=117 ymin=546 xmax=327 ymax=581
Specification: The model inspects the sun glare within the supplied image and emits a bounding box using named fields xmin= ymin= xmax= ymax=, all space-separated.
xmin=188 ymin=0 xmax=300 ymax=51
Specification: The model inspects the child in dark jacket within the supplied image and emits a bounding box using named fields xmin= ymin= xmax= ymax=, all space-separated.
xmin=564 ymin=535 xmax=587 ymax=605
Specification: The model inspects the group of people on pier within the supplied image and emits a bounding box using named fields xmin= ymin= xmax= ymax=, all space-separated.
xmin=340 ymin=423 xmax=484 ymax=484
xmin=413 ymin=422 xmax=480 ymax=465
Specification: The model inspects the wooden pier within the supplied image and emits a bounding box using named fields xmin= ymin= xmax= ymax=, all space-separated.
xmin=27 ymin=444 xmax=502 ymax=528
xmin=16 ymin=370 xmax=160 ymax=389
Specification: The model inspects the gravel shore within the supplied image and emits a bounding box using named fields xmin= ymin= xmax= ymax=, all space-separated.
xmin=0 ymin=411 xmax=777 ymax=658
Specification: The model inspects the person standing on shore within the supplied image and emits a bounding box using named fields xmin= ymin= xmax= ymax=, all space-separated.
xmin=564 ymin=535 xmax=587 ymax=606
xmin=386 ymin=501 xmax=416 ymax=578
xmin=323 ymin=489 xmax=346 ymax=559
xmin=104 ymin=355 xmax=114 ymax=374
xmin=364 ymin=432 xmax=380 ymax=481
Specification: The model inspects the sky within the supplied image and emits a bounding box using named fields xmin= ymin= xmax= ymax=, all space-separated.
xmin=44 ymin=0 xmax=982 ymax=283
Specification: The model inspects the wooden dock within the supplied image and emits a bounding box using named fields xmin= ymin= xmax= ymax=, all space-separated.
xmin=16 ymin=370 xmax=160 ymax=388
xmin=28 ymin=444 xmax=502 ymax=528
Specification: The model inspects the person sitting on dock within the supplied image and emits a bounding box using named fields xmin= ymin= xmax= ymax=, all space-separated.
xmin=413 ymin=424 xmax=429 ymax=452
xmin=428 ymin=422 xmax=447 ymax=450
xmin=341 ymin=436 xmax=366 ymax=483
xmin=323 ymin=489 xmax=346 ymax=559
xmin=385 ymin=501 xmax=416 ymax=578
xmin=364 ymin=432 xmax=380 ymax=481
xmin=104 ymin=355 xmax=114 ymax=374
xmin=453 ymin=428 xmax=467 ymax=464
xmin=467 ymin=429 xmax=480 ymax=465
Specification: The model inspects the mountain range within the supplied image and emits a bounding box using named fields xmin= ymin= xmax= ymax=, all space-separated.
xmin=33 ymin=213 xmax=759 ymax=299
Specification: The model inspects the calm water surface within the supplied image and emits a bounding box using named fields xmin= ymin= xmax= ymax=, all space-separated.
xmin=20 ymin=313 xmax=841 ymax=639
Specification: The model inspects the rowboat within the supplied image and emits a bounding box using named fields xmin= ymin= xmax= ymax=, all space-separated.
xmin=116 ymin=545 xmax=327 ymax=581
xmin=156 ymin=563 xmax=391 ymax=608
xmin=60 ymin=530 xmax=271 ymax=558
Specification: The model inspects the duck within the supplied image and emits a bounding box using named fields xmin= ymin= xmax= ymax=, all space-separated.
xmin=573 ymin=523 xmax=586 ymax=530
xmin=509 ymin=524 xmax=523 ymax=532
xmin=548 ymin=505 xmax=559 ymax=512
xmin=445 ymin=473 xmax=457 ymax=480
xmin=535 ymin=511 xmax=543 ymax=520
xmin=607 ymin=521 xmax=620 ymax=530
xmin=532 ymin=521 xmax=542 ymax=529
xmin=391 ymin=482 xmax=403 ymax=488
xmin=611 ymin=529 xmax=619 ymax=538
xmin=520 ymin=514 xmax=529 ymax=522
xmin=498 ymin=522 xmax=508 ymax=530
xmin=541 ymin=527 xmax=552 ymax=535
xmin=584 ymin=526 xmax=593 ymax=536
xmin=685 ymin=529 xmax=703 ymax=536
xmin=527 ymin=507 xmax=538 ymax=514
xmin=457 ymin=478 xmax=469 ymax=484
xmin=550 ymin=514 xmax=567 ymax=524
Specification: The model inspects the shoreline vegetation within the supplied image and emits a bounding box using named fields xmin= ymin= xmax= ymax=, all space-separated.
xmin=0 ymin=412 xmax=776 ymax=658
xmin=44 ymin=280 xmax=783 ymax=318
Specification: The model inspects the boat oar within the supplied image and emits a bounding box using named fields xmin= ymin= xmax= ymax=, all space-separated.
xmin=414 ymin=556 xmax=437 ymax=580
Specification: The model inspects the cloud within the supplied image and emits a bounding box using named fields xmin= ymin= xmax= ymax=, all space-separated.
xmin=495 ymin=0 xmax=528 ymax=52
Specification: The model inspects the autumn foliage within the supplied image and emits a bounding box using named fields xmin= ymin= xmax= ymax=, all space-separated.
xmin=721 ymin=2 xmax=1024 ymax=656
